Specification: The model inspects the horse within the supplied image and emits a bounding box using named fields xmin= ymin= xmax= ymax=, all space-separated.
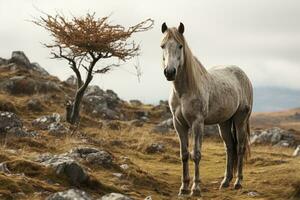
xmin=160 ymin=22 xmax=253 ymax=197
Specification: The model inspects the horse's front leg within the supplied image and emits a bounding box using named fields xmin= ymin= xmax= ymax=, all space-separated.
xmin=190 ymin=118 xmax=204 ymax=197
xmin=174 ymin=118 xmax=190 ymax=196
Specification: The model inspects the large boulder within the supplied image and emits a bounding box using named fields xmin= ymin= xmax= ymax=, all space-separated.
xmin=38 ymin=154 xmax=89 ymax=185
xmin=100 ymin=193 xmax=132 ymax=200
xmin=47 ymin=189 xmax=91 ymax=200
xmin=82 ymin=86 xmax=122 ymax=120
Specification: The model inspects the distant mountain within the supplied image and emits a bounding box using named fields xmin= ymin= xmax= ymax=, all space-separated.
xmin=253 ymin=87 xmax=300 ymax=112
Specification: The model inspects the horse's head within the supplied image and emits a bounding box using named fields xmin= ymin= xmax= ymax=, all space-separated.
xmin=160 ymin=22 xmax=185 ymax=81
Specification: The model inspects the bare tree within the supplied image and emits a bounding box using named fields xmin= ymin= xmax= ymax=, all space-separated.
xmin=33 ymin=13 xmax=154 ymax=124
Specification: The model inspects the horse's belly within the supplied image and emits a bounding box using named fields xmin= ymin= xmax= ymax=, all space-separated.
xmin=204 ymin=103 xmax=238 ymax=125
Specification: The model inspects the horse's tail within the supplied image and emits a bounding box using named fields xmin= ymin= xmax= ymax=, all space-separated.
xmin=245 ymin=119 xmax=251 ymax=160
xmin=232 ymin=122 xmax=238 ymax=173
xmin=232 ymin=119 xmax=251 ymax=173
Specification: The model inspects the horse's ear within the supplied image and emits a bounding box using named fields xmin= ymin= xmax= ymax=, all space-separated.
xmin=161 ymin=22 xmax=168 ymax=33
xmin=178 ymin=22 xmax=184 ymax=34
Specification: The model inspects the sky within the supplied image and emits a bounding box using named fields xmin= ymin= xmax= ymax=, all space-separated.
xmin=0 ymin=0 xmax=300 ymax=105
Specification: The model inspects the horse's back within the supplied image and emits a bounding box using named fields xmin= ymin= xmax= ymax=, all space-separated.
xmin=208 ymin=65 xmax=253 ymax=112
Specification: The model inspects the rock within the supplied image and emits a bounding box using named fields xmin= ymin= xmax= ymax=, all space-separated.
xmin=145 ymin=143 xmax=165 ymax=154
xmin=69 ymin=147 xmax=113 ymax=167
xmin=6 ymin=51 xmax=49 ymax=76
xmin=85 ymin=85 xmax=104 ymax=96
xmin=0 ymin=76 xmax=59 ymax=95
xmin=100 ymin=193 xmax=132 ymax=200
xmin=47 ymin=189 xmax=91 ymax=200
xmin=0 ymin=111 xmax=22 ymax=132
xmin=27 ymin=98 xmax=43 ymax=112
xmin=144 ymin=196 xmax=152 ymax=200
xmin=152 ymin=100 xmax=172 ymax=120
xmin=0 ymin=57 xmax=6 ymax=65
xmin=65 ymin=75 xmax=77 ymax=85
xmin=130 ymin=119 xmax=144 ymax=127
xmin=32 ymin=113 xmax=61 ymax=130
xmin=247 ymin=191 xmax=259 ymax=197
xmin=6 ymin=127 xmax=37 ymax=137
xmin=152 ymin=118 xmax=173 ymax=134
xmin=293 ymin=145 xmax=300 ymax=157
xmin=86 ymin=151 xmax=112 ymax=166
xmin=10 ymin=51 xmax=30 ymax=66
xmin=48 ymin=122 xmax=68 ymax=136
xmin=120 ymin=164 xmax=129 ymax=170
xmin=112 ymin=173 xmax=123 ymax=178
xmin=129 ymin=100 xmax=142 ymax=107
xmin=30 ymin=62 xmax=49 ymax=76
xmin=82 ymin=87 xmax=122 ymax=120
xmin=251 ymin=127 xmax=295 ymax=146
xmin=39 ymin=154 xmax=89 ymax=185
xmin=0 ymin=163 xmax=10 ymax=173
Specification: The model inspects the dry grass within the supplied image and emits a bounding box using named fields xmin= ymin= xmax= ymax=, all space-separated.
xmin=0 ymin=69 xmax=299 ymax=200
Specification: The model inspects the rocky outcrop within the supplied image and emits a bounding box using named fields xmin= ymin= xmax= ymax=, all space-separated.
xmin=251 ymin=127 xmax=296 ymax=147
xmin=0 ymin=75 xmax=60 ymax=95
xmin=82 ymin=85 xmax=123 ymax=120
xmin=0 ymin=51 xmax=49 ymax=76
xmin=47 ymin=189 xmax=91 ymax=200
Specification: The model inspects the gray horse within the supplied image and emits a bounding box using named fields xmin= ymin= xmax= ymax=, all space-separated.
xmin=160 ymin=22 xmax=253 ymax=197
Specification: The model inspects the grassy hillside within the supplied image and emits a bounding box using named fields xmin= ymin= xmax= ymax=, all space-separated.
xmin=0 ymin=59 xmax=299 ymax=200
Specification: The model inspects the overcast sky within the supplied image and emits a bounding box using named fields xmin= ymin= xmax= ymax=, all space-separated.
xmin=1 ymin=0 xmax=300 ymax=104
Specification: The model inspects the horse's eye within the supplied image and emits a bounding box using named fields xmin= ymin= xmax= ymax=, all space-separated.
xmin=179 ymin=45 xmax=183 ymax=49
xmin=161 ymin=44 xmax=165 ymax=49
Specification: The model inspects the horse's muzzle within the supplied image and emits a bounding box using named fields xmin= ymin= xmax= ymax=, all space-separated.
xmin=164 ymin=68 xmax=176 ymax=81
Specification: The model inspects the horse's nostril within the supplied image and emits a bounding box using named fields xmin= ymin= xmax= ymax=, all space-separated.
xmin=164 ymin=68 xmax=168 ymax=76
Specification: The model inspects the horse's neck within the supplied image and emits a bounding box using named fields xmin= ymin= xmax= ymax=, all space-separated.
xmin=173 ymin=58 xmax=209 ymax=97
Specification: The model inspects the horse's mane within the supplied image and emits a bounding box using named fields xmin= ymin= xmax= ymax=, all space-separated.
xmin=161 ymin=28 xmax=207 ymax=92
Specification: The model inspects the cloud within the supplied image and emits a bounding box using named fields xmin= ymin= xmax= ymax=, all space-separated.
xmin=0 ymin=0 xmax=299 ymax=104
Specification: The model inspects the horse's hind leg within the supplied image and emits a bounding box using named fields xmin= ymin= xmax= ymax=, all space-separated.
xmin=219 ymin=119 xmax=235 ymax=189
xmin=233 ymin=109 xmax=250 ymax=189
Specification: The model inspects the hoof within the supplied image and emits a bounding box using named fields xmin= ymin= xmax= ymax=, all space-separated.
xmin=233 ymin=183 xmax=242 ymax=190
xmin=219 ymin=181 xmax=230 ymax=189
xmin=190 ymin=189 xmax=201 ymax=197
xmin=178 ymin=188 xmax=191 ymax=196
